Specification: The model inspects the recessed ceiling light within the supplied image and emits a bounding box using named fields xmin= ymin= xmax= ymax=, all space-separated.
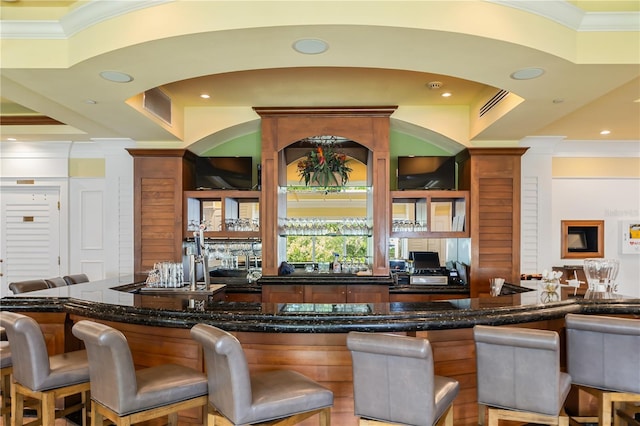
xmin=510 ymin=68 xmax=545 ymax=80
xmin=441 ymin=92 xmax=452 ymax=98
xmin=7 ymin=137 xmax=17 ymax=141
xmin=84 ymin=99 xmax=97 ymax=104
xmin=200 ymin=94 xmax=211 ymax=99
xmin=99 ymin=71 xmax=134 ymax=83
xmin=292 ymin=38 xmax=329 ymax=54
xmin=600 ymin=130 xmax=611 ymax=135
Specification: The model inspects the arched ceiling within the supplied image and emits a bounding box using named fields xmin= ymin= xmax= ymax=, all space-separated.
xmin=1 ymin=0 xmax=638 ymax=152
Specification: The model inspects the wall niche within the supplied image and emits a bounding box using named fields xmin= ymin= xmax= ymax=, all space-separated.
xmin=561 ymin=220 xmax=604 ymax=259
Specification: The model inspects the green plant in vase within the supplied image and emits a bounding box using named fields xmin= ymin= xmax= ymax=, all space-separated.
xmin=297 ymin=144 xmax=352 ymax=188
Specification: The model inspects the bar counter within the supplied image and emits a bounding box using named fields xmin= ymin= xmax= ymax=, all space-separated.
xmin=2 ymin=275 xmax=638 ymax=332
xmin=2 ymin=276 xmax=639 ymax=426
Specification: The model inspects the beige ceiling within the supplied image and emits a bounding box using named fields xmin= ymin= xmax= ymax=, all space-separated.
xmin=1 ymin=0 xmax=639 ymax=151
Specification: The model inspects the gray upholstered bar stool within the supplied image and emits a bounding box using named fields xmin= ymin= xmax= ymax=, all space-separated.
xmin=8 ymin=279 xmax=49 ymax=294
xmin=346 ymin=331 xmax=459 ymax=426
xmin=63 ymin=274 xmax=90 ymax=285
xmin=474 ymin=325 xmax=571 ymax=426
xmin=190 ymin=323 xmax=333 ymax=426
xmin=1 ymin=331 xmax=12 ymax=426
xmin=0 ymin=311 xmax=90 ymax=426
xmin=565 ymin=313 xmax=640 ymax=426
xmin=44 ymin=277 xmax=68 ymax=288
xmin=72 ymin=320 xmax=208 ymax=426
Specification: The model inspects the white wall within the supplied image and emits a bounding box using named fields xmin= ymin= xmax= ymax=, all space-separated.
xmin=552 ymin=178 xmax=639 ymax=297
xmin=521 ymin=138 xmax=640 ymax=298
xmin=0 ymin=140 xmax=134 ymax=295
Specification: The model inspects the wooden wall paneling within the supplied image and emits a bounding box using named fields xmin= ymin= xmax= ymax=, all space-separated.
xmin=127 ymin=149 xmax=196 ymax=274
xmin=457 ymin=148 xmax=528 ymax=297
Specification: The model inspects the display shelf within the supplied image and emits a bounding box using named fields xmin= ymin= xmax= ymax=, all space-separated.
xmin=184 ymin=190 xmax=261 ymax=239
xmin=390 ymin=190 xmax=469 ymax=238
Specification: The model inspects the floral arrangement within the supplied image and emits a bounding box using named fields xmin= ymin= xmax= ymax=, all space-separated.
xmin=541 ymin=269 xmax=563 ymax=292
xmin=297 ymin=144 xmax=352 ymax=187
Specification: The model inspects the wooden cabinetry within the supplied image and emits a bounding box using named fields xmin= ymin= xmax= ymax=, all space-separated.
xmin=262 ymin=283 xmax=389 ymax=303
xmin=457 ymin=148 xmax=528 ymax=297
xmin=224 ymin=292 xmax=262 ymax=303
xmin=390 ymin=190 xmax=469 ymax=238
xmin=262 ymin=284 xmax=304 ymax=303
xmin=183 ymin=190 xmax=260 ymax=239
xmin=127 ymin=149 xmax=196 ymax=274
xmin=389 ymin=292 xmax=467 ymax=303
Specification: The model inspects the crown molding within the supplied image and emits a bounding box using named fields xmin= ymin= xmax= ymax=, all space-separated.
xmin=1 ymin=0 xmax=637 ymax=40
xmin=488 ymin=0 xmax=640 ymax=32
xmin=0 ymin=0 xmax=172 ymax=39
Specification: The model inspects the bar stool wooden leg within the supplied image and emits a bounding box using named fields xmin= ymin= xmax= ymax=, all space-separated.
xmin=319 ymin=407 xmax=331 ymax=426
xmin=42 ymin=391 xmax=57 ymax=426
xmin=90 ymin=401 xmax=102 ymax=426
xmin=1 ymin=367 xmax=10 ymax=426
xmin=478 ymin=403 xmax=487 ymax=426
xmin=10 ymin=383 xmax=23 ymax=426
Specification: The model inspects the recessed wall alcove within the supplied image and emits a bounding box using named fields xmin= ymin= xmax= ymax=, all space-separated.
xmin=254 ymin=106 xmax=397 ymax=276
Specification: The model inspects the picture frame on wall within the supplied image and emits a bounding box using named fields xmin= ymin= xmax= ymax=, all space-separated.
xmin=621 ymin=220 xmax=640 ymax=254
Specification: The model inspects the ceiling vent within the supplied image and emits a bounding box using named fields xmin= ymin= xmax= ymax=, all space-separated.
xmin=479 ymin=89 xmax=510 ymax=118
xmin=143 ymin=88 xmax=172 ymax=124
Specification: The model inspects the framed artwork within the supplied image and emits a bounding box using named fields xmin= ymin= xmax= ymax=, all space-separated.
xmin=621 ymin=220 xmax=640 ymax=254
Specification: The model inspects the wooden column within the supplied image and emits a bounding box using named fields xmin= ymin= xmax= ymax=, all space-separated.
xmin=127 ymin=149 xmax=196 ymax=274
xmin=457 ymin=147 xmax=528 ymax=297
xmin=254 ymin=106 xmax=396 ymax=277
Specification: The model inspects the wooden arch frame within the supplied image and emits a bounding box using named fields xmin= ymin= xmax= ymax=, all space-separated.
xmin=254 ymin=106 xmax=397 ymax=276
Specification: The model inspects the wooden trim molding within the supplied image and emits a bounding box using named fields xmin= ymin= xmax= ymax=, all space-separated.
xmin=0 ymin=116 xmax=64 ymax=125
xmin=561 ymin=220 xmax=604 ymax=259
xmin=253 ymin=106 xmax=398 ymax=117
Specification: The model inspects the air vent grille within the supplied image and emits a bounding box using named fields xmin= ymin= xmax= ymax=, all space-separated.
xmin=143 ymin=88 xmax=172 ymax=124
xmin=479 ymin=89 xmax=510 ymax=118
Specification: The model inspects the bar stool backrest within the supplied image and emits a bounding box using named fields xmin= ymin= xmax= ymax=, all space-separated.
xmin=566 ymin=314 xmax=640 ymax=393
xmin=63 ymin=274 xmax=90 ymax=285
xmin=44 ymin=277 xmax=68 ymax=288
xmin=0 ymin=312 xmax=51 ymax=390
xmin=190 ymin=324 xmax=254 ymax=423
xmin=71 ymin=320 xmax=138 ymax=413
xmin=474 ymin=325 xmax=568 ymax=416
xmin=8 ymin=280 xmax=49 ymax=294
xmin=347 ymin=331 xmax=438 ymax=426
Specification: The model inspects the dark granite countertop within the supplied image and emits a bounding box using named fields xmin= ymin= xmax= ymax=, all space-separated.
xmin=2 ymin=284 xmax=638 ymax=333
